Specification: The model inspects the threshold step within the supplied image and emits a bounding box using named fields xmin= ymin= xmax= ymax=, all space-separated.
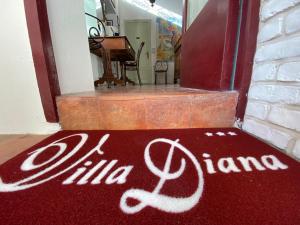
xmin=56 ymin=86 xmax=238 ymax=130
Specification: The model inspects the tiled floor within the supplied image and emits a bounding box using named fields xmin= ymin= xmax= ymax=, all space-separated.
xmin=0 ymin=135 xmax=49 ymax=165
xmin=68 ymin=85 xmax=220 ymax=99
xmin=57 ymin=85 xmax=239 ymax=130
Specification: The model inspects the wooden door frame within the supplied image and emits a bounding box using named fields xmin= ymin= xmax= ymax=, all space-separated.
xmin=181 ymin=0 xmax=260 ymax=120
xmin=24 ymin=0 xmax=60 ymax=123
xmin=233 ymin=0 xmax=261 ymax=121
xmin=24 ymin=0 xmax=260 ymax=123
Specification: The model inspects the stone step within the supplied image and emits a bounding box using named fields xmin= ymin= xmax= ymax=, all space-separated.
xmin=56 ymin=86 xmax=238 ymax=130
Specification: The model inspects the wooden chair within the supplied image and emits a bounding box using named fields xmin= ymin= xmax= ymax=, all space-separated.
xmin=154 ymin=60 xmax=168 ymax=85
xmin=123 ymin=42 xmax=145 ymax=86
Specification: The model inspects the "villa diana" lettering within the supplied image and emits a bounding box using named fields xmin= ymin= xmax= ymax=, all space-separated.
xmin=0 ymin=133 xmax=289 ymax=214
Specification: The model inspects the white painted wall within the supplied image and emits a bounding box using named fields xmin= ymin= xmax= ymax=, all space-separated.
xmin=0 ymin=0 xmax=60 ymax=134
xmin=156 ymin=0 xmax=183 ymax=15
xmin=187 ymin=0 xmax=208 ymax=29
xmin=118 ymin=0 xmax=183 ymax=84
xmin=46 ymin=0 xmax=95 ymax=94
xmin=243 ymin=0 xmax=300 ymax=160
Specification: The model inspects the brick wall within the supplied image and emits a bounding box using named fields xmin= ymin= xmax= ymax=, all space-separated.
xmin=243 ymin=0 xmax=300 ymax=159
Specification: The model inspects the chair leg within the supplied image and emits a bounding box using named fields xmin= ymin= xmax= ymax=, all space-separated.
xmin=137 ymin=67 xmax=142 ymax=86
xmin=121 ymin=63 xmax=126 ymax=86
xmin=165 ymin=72 xmax=167 ymax=85
xmin=155 ymin=73 xmax=157 ymax=85
xmin=116 ymin=62 xmax=119 ymax=79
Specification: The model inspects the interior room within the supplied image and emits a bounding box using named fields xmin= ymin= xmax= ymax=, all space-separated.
xmin=46 ymin=0 xmax=206 ymax=94
xmin=85 ymin=0 xmax=184 ymax=87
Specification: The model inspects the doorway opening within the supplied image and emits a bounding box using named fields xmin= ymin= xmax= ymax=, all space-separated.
xmin=25 ymin=0 xmax=260 ymax=128
xmin=83 ymin=0 xmax=184 ymax=90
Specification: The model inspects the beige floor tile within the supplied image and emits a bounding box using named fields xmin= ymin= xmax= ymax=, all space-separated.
xmin=0 ymin=135 xmax=49 ymax=165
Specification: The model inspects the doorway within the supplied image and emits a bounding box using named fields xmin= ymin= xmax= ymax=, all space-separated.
xmin=124 ymin=20 xmax=152 ymax=84
xmin=24 ymin=0 xmax=260 ymax=124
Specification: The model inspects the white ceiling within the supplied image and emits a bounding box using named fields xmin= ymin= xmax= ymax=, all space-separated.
xmin=95 ymin=0 xmax=183 ymax=16
xmin=155 ymin=0 xmax=183 ymax=15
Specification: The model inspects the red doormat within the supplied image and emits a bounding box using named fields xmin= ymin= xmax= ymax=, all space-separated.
xmin=0 ymin=128 xmax=299 ymax=225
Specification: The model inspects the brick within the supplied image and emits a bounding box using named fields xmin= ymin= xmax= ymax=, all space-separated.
xmin=248 ymin=85 xmax=273 ymax=101
xmin=278 ymin=61 xmax=300 ymax=81
xmin=255 ymin=36 xmax=300 ymax=62
xmin=248 ymin=85 xmax=300 ymax=104
xmin=243 ymin=119 xmax=271 ymax=141
xmin=252 ymin=63 xmax=278 ymax=81
xmin=261 ymin=0 xmax=300 ymax=21
xmin=243 ymin=119 xmax=293 ymax=151
xmin=272 ymin=86 xmax=300 ymax=104
xmin=268 ymin=106 xmax=300 ymax=131
xmin=245 ymin=101 xmax=270 ymax=120
xmin=286 ymin=7 xmax=300 ymax=34
xmin=258 ymin=16 xmax=283 ymax=42
xmin=292 ymin=139 xmax=300 ymax=159
xmin=269 ymin=128 xmax=293 ymax=149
